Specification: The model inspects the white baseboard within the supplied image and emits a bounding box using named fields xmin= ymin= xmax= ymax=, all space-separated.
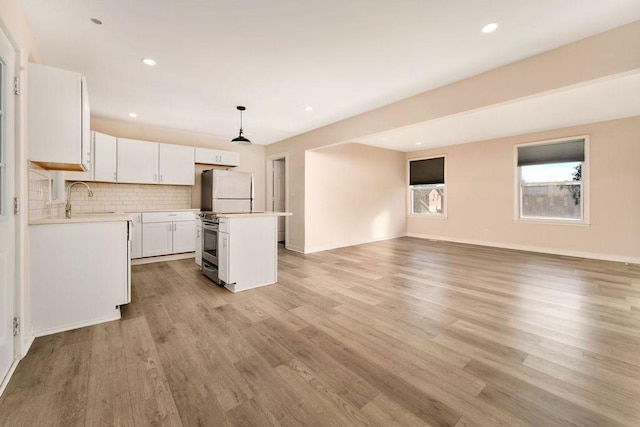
xmin=284 ymin=244 xmax=304 ymax=253
xmin=407 ymin=232 xmax=640 ymax=265
xmin=21 ymin=328 xmax=35 ymax=358
xmin=304 ymin=233 xmax=407 ymax=254
xmin=132 ymin=252 xmax=195 ymax=265
xmin=0 ymin=359 xmax=19 ymax=398
xmin=1 ymin=327 xmax=36 ymax=398
xmin=33 ymin=311 xmax=122 ymax=338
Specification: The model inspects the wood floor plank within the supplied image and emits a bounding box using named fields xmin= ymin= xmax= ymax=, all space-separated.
xmin=2 ymin=238 xmax=639 ymax=426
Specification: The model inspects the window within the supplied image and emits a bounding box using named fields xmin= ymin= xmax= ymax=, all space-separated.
xmin=517 ymin=137 xmax=587 ymax=222
xmin=409 ymin=156 xmax=445 ymax=216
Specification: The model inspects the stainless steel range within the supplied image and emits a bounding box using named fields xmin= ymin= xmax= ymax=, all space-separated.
xmin=200 ymin=212 xmax=222 ymax=285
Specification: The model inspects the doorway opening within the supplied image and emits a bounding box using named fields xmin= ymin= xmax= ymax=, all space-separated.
xmin=266 ymin=153 xmax=288 ymax=248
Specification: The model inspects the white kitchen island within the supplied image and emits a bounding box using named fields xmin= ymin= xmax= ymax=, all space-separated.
xmin=216 ymin=212 xmax=291 ymax=293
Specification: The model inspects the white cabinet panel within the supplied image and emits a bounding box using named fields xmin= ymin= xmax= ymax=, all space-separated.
xmin=30 ymin=221 xmax=129 ymax=336
xmin=142 ymin=222 xmax=173 ymax=257
xmin=195 ymin=147 xmax=240 ymax=166
xmin=218 ymin=231 xmax=229 ymax=283
xmin=130 ymin=212 xmax=143 ymax=259
xmin=93 ymin=132 xmax=118 ymax=182
xmin=28 ymin=63 xmax=90 ymax=172
xmin=159 ymin=144 xmax=195 ymax=185
xmin=117 ymin=138 xmax=158 ymax=184
xmin=173 ymin=220 xmax=196 ymax=253
xmin=218 ymin=216 xmax=277 ymax=292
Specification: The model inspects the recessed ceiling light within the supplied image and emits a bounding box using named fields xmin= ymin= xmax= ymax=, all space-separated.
xmin=304 ymin=106 xmax=313 ymax=111
xmin=90 ymin=18 xmax=103 ymax=25
xmin=482 ymin=23 xmax=498 ymax=34
xmin=128 ymin=112 xmax=138 ymax=118
xmin=142 ymin=58 xmax=156 ymax=66
xmin=416 ymin=142 xmax=422 ymax=145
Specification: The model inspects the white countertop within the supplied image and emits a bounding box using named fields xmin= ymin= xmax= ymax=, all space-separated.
xmin=30 ymin=213 xmax=133 ymax=225
xmin=126 ymin=208 xmax=199 ymax=213
xmin=216 ymin=212 xmax=292 ymax=218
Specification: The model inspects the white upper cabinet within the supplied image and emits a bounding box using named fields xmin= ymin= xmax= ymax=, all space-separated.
xmin=65 ymin=131 xmax=118 ymax=182
xmin=93 ymin=132 xmax=118 ymax=182
xmin=117 ymin=139 xmax=194 ymax=185
xmin=158 ymin=143 xmax=195 ymax=185
xmin=28 ymin=63 xmax=90 ymax=171
xmin=117 ymin=138 xmax=159 ymax=184
xmin=195 ymin=147 xmax=240 ymax=167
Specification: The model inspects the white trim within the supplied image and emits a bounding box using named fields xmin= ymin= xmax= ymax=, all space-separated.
xmin=0 ymin=15 xmax=27 ymax=397
xmin=33 ymin=312 xmax=122 ymax=338
xmin=407 ymin=232 xmax=640 ymax=265
xmin=304 ymin=233 xmax=407 ymax=254
xmin=285 ymin=244 xmax=304 ymax=253
xmin=515 ymin=218 xmax=590 ymax=227
xmin=265 ymin=152 xmax=290 ymax=247
xmin=20 ymin=329 xmax=34 ymax=359
xmin=514 ymin=135 xmax=590 ymax=224
xmin=131 ymin=252 xmax=195 ymax=265
xmin=0 ymin=359 xmax=18 ymax=397
xmin=407 ymin=154 xmax=447 ymax=217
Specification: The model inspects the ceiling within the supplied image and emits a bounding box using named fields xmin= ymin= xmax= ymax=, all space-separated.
xmin=355 ymin=72 xmax=640 ymax=152
xmin=21 ymin=1 xmax=640 ymax=147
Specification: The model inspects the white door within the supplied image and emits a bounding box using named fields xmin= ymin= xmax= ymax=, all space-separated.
xmin=0 ymin=25 xmax=16 ymax=388
xmin=172 ymin=220 xmax=196 ymax=253
xmin=158 ymin=143 xmax=194 ymax=185
xmin=130 ymin=213 xmax=142 ymax=259
xmin=117 ymin=138 xmax=158 ymax=184
xmin=273 ymin=159 xmax=286 ymax=242
xmin=141 ymin=222 xmax=173 ymax=257
xmin=93 ymin=132 xmax=117 ymax=182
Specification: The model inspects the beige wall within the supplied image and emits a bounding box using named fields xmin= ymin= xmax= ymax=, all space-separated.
xmin=305 ymin=143 xmax=406 ymax=252
xmin=407 ymin=116 xmax=640 ymax=263
xmin=267 ymin=21 xmax=640 ymax=253
xmin=91 ymin=117 xmax=267 ymax=211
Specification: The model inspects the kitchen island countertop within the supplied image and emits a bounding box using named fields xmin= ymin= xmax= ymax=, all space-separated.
xmin=215 ymin=211 xmax=292 ymax=218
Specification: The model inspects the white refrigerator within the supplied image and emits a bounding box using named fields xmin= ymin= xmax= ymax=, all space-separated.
xmin=201 ymin=170 xmax=254 ymax=212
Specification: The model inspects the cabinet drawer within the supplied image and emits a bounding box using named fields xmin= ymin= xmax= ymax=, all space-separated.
xmin=219 ymin=217 xmax=229 ymax=233
xmin=142 ymin=211 xmax=196 ymax=223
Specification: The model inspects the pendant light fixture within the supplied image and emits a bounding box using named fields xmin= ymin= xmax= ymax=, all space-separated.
xmin=231 ymin=105 xmax=251 ymax=144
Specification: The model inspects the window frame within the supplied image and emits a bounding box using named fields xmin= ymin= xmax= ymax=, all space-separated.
xmin=407 ymin=154 xmax=447 ymax=218
xmin=0 ymin=55 xmax=6 ymax=220
xmin=514 ymin=135 xmax=590 ymax=226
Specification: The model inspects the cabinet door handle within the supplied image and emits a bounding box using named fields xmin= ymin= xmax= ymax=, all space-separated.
xmin=113 ymin=172 xmax=117 ymax=181
xmin=223 ymin=236 xmax=227 ymax=248
xmin=160 ymin=174 xmax=163 ymax=182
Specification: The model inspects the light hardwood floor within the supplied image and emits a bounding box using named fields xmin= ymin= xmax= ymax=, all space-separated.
xmin=2 ymin=237 xmax=640 ymax=426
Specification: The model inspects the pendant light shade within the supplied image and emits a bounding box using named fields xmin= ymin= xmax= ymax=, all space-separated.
xmin=231 ymin=106 xmax=251 ymax=144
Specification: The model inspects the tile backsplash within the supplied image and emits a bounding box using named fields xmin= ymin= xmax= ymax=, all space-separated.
xmin=29 ymin=161 xmax=194 ymax=220
xmin=29 ymin=163 xmax=65 ymax=220
xmin=67 ymin=182 xmax=192 ymax=213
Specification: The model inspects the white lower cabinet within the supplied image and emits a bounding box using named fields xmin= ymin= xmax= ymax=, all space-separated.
xmin=30 ymin=221 xmax=130 ymax=336
xmin=141 ymin=211 xmax=196 ymax=257
xmin=130 ymin=212 xmax=143 ymax=259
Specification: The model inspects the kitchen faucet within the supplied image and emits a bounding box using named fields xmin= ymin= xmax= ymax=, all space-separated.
xmin=65 ymin=181 xmax=94 ymax=218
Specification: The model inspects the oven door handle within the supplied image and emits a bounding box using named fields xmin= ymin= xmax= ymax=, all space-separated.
xmin=203 ymin=224 xmax=219 ymax=232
